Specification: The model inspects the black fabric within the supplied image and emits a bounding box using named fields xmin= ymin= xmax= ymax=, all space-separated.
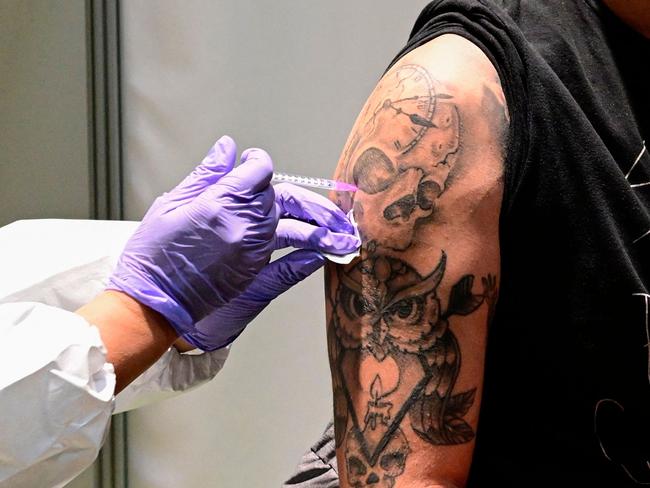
xmin=388 ymin=0 xmax=650 ymax=486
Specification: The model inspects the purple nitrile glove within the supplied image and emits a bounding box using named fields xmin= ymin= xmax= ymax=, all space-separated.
xmin=187 ymin=249 xmax=325 ymax=350
xmin=107 ymin=136 xmax=278 ymax=340
xmin=273 ymin=182 xmax=359 ymax=255
xmin=108 ymin=135 xmax=359 ymax=351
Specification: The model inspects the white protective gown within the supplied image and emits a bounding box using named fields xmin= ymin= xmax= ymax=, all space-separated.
xmin=0 ymin=219 xmax=230 ymax=488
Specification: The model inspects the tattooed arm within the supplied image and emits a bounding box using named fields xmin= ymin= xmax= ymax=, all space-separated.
xmin=326 ymin=34 xmax=507 ymax=487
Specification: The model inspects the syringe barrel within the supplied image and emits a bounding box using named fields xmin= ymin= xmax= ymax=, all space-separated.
xmin=271 ymin=172 xmax=336 ymax=190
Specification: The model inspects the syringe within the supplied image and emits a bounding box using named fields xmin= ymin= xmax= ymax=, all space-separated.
xmin=271 ymin=172 xmax=358 ymax=192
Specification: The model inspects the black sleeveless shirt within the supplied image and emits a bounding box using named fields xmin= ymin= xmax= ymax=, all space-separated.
xmin=389 ymin=1 xmax=650 ymax=486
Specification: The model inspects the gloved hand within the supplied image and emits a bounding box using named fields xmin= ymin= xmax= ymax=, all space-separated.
xmin=108 ymin=136 xmax=359 ymax=350
xmin=189 ymin=249 xmax=325 ymax=350
xmin=272 ymin=182 xmax=358 ymax=254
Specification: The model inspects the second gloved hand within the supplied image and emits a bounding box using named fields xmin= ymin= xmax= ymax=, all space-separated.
xmin=188 ymin=249 xmax=326 ymax=350
xmin=184 ymin=183 xmax=362 ymax=351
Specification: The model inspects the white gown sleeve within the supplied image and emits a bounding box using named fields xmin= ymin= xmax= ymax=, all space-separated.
xmin=0 ymin=302 xmax=115 ymax=488
xmin=0 ymin=219 xmax=230 ymax=486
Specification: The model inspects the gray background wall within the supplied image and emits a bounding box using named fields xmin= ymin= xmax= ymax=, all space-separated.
xmin=120 ymin=1 xmax=429 ymax=486
xmin=0 ymin=0 xmax=90 ymax=227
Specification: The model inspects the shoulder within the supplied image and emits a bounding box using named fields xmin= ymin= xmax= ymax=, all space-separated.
xmin=336 ymin=34 xmax=508 ymax=232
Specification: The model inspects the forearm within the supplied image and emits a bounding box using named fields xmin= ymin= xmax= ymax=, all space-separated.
xmin=76 ymin=290 xmax=179 ymax=393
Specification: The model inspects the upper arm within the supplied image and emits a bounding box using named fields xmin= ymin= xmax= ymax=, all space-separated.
xmin=325 ymin=34 xmax=507 ymax=487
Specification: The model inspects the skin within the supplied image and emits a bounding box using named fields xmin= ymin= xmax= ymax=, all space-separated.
xmin=325 ymin=34 xmax=507 ymax=487
xmin=76 ymin=291 xmax=181 ymax=394
xmin=602 ymin=0 xmax=650 ymax=38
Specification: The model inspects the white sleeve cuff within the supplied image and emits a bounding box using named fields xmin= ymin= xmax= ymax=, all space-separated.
xmin=114 ymin=344 xmax=230 ymax=414
xmin=0 ymin=302 xmax=115 ymax=488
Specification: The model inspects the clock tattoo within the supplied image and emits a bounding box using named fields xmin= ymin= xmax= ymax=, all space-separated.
xmin=366 ymin=64 xmax=448 ymax=155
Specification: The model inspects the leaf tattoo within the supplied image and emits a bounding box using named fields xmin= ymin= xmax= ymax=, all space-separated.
xmin=445 ymin=275 xmax=485 ymax=317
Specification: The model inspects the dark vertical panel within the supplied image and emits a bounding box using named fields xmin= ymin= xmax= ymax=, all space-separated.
xmin=86 ymin=1 xmax=127 ymax=487
xmin=87 ymin=0 xmax=123 ymax=221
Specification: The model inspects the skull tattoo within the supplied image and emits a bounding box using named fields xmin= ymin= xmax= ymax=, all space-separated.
xmin=346 ymin=426 xmax=410 ymax=488
xmin=351 ymin=101 xmax=459 ymax=251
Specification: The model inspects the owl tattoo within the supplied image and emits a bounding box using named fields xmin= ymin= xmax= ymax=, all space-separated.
xmin=331 ymin=252 xmax=448 ymax=361
xmin=330 ymin=251 xmax=489 ymax=447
